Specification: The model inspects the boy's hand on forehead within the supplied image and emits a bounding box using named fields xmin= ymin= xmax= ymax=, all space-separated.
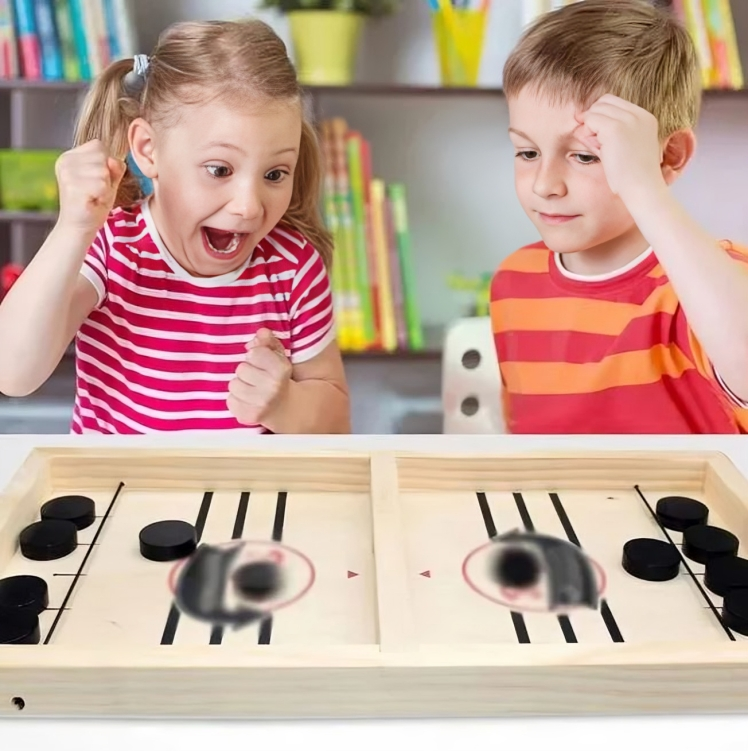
xmin=227 ymin=328 xmax=292 ymax=427
xmin=55 ymin=139 xmax=126 ymax=239
xmin=574 ymin=94 xmax=665 ymax=204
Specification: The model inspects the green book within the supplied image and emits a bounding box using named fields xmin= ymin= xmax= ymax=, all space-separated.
xmin=345 ymin=134 xmax=374 ymax=344
xmin=54 ymin=0 xmax=81 ymax=81
xmin=388 ymin=183 xmax=423 ymax=351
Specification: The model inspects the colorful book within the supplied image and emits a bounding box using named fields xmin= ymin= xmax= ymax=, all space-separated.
xmin=12 ymin=0 xmax=41 ymax=79
xmin=33 ymin=0 xmax=63 ymax=80
xmin=0 ymin=0 xmax=18 ymax=78
xmin=68 ymin=0 xmax=91 ymax=79
xmin=388 ymin=183 xmax=423 ymax=351
xmin=53 ymin=0 xmax=79 ymax=79
xmin=345 ymin=131 xmax=375 ymax=345
xmin=369 ymin=179 xmax=397 ymax=351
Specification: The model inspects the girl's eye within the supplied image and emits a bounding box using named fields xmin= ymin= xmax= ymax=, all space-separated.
xmin=574 ymin=153 xmax=599 ymax=164
xmin=206 ymin=165 xmax=231 ymax=178
xmin=515 ymin=150 xmax=538 ymax=161
xmin=265 ymin=169 xmax=287 ymax=182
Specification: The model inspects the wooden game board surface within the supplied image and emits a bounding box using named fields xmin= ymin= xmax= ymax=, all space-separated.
xmin=2 ymin=441 xmax=748 ymax=718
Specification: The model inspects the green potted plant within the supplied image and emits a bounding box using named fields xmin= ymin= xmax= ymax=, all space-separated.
xmin=261 ymin=0 xmax=402 ymax=85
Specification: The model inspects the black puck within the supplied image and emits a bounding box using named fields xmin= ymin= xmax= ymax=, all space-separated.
xmin=0 ymin=576 xmax=48 ymax=614
xmin=493 ymin=547 xmax=541 ymax=588
xmin=139 ymin=520 xmax=197 ymax=562
xmin=232 ymin=561 xmax=281 ymax=601
xmin=40 ymin=495 xmax=96 ymax=530
xmin=682 ymin=525 xmax=738 ymax=564
xmin=0 ymin=608 xmax=41 ymax=644
xmin=704 ymin=555 xmax=748 ymax=597
xmin=656 ymin=496 xmax=709 ymax=532
xmin=622 ymin=538 xmax=680 ymax=581
xmin=19 ymin=519 xmax=78 ymax=561
xmin=723 ymin=588 xmax=748 ymax=636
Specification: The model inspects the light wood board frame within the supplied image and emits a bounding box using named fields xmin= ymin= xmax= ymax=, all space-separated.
xmin=1 ymin=446 xmax=748 ymax=718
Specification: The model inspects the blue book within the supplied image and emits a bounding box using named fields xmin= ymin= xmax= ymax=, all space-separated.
xmin=102 ymin=0 xmax=118 ymax=60
xmin=68 ymin=0 xmax=90 ymax=80
xmin=33 ymin=0 xmax=62 ymax=79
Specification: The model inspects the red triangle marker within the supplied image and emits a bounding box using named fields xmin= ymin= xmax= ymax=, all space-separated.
xmin=420 ymin=570 xmax=431 ymax=578
xmin=347 ymin=571 xmax=358 ymax=578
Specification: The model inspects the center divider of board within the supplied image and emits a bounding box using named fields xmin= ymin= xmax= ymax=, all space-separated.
xmin=369 ymin=452 xmax=417 ymax=652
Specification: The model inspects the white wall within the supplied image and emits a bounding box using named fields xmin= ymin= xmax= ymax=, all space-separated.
xmin=127 ymin=0 xmax=748 ymax=329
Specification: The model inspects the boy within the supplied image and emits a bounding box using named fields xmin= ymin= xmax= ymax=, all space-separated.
xmin=490 ymin=0 xmax=748 ymax=434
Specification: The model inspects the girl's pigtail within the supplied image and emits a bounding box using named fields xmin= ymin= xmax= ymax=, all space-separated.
xmin=282 ymin=119 xmax=334 ymax=270
xmin=73 ymin=57 xmax=145 ymax=208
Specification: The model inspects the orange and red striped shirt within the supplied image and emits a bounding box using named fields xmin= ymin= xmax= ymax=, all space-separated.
xmin=490 ymin=240 xmax=748 ymax=434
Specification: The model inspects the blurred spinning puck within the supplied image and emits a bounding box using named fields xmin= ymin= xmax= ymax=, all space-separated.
xmin=232 ymin=561 xmax=281 ymax=601
xmin=493 ymin=547 xmax=541 ymax=589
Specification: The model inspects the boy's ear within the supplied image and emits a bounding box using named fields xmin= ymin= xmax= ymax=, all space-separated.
xmin=128 ymin=117 xmax=158 ymax=179
xmin=660 ymin=129 xmax=696 ymax=185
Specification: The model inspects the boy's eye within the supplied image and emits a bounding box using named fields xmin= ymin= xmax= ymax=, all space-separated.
xmin=206 ymin=165 xmax=232 ymax=178
xmin=573 ymin=153 xmax=599 ymax=164
xmin=515 ymin=150 xmax=538 ymax=161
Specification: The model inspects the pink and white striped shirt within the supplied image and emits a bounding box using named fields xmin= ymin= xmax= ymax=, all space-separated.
xmin=73 ymin=200 xmax=335 ymax=434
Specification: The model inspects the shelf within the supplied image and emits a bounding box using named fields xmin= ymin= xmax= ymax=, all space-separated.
xmin=0 ymin=79 xmax=88 ymax=91
xmin=342 ymin=348 xmax=441 ymax=360
xmin=59 ymin=344 xmax=441 ymax=362
xmin=304 ymin=83 xmax=505 ymax=97
xmin=0 ymin=78 xmax=743 ymax=98
xmin=0 ymin=210 xmax=57 ymax=222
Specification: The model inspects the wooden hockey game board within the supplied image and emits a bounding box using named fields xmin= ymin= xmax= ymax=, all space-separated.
xmin=2 ymin=446 xmax=748 ymax=718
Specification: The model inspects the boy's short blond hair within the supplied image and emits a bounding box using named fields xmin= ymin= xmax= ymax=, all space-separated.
xmin=503 ymin=0 xmax=701 ymax=138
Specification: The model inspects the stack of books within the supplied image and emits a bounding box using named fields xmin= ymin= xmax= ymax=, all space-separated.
xmin=320 ymin=118 xmax=424 ymax=355
xmin=0 ymin=0 xmax=137 ymax=81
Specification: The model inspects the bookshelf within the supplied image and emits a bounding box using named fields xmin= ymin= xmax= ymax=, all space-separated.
xmin=0 ymin=77 xmax=744 ymax=360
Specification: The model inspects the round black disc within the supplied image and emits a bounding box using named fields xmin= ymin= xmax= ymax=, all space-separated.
xmin=41 ymin=495 xmax=96 ymax=531
xmin=656 ymin=496 xmax=709 ymax=532
xmin=682 ymin=525 xmax=738 ymax=564
xmin=493 ymin=547 xmax=541 ymax=588
xmin=704 ymin=555 xmax=748 ymax=597
xmin=0 ymin=575 xmax=48 ymax=614
xmin=723 ymin=588 xmax=748 ymax=636
xmin=139 ymin=520 xmax=197 ymax=562
xmin=19 ymin=519 xmax=77 ymax=561
xmin=0 ymin=608 xmax=41 ymax=644
xmin=622 ymin=538 xmax=680 ymax=581
xmin=232 ymin=561 xmax=280 ymax=601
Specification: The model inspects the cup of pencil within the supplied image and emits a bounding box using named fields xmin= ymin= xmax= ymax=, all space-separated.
xmin=429 ymin=1 xmax=490 ymax=87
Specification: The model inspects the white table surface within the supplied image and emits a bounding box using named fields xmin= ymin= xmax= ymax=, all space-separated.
xmin=2 ymin=431 xmax=748 ymax=750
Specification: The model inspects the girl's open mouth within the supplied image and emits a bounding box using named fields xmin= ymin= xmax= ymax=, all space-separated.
xmin=201 ymin=227 xmax=248 ymax=258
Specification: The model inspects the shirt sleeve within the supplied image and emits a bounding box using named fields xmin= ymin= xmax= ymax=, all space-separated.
xmin=78 ymin=223 xmax=110 ymax=308
xmin=682 ymin=240 xmax=748 ymax=408
xmin=287 ymin=242 xmax=336 ymax=364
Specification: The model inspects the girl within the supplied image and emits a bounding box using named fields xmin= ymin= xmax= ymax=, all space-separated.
xmin=0 ymin=19 xmax=350 ymax=435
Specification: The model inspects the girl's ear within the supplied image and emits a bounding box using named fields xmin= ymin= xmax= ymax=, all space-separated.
xmin=128 ymin=117 xmax=158 ymax=179
xmin=661 ymin=128 xmax=696 ymax=186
